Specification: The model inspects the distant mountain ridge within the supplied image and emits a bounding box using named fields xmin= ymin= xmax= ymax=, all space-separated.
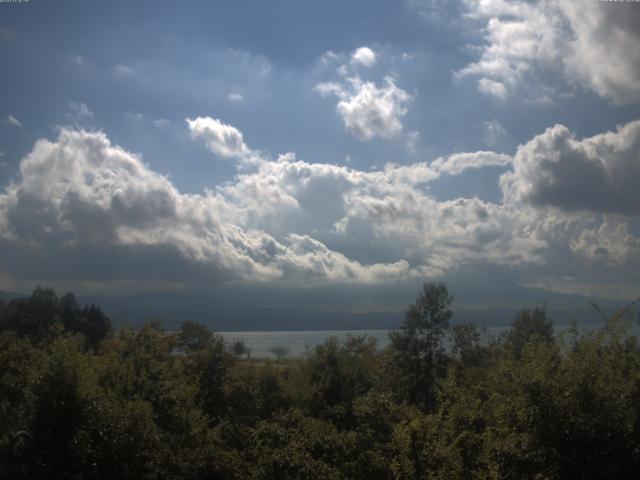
xmin=79 ymin=285 xmax=629 ymax=331
xmin=0 ymin=290 xmax=26 ymax=301
xmin=1 ymin=285 xmax=631 ymax=331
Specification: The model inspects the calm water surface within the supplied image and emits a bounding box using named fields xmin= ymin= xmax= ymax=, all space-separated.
xmin=220 ymin=322 xmax=622 ymax=358
xmin=221 ymin=330 xmax=391 ymax=358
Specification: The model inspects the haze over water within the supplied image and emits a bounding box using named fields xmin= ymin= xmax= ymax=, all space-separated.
xmin=221 ymin=321 xmax=635 ymax=358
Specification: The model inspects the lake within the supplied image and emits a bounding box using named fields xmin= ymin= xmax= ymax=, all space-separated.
xmin=220 ymin=322 xmax=624 ymax=358
xmin=221 ymin=330 xmax=392 ymax=358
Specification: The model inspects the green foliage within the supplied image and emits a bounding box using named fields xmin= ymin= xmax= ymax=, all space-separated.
xmin=0 ymin=287 xmax=62 ymax=343
xmin=2 ymin=283 xmax=640 ymax=479
xmin=30 ymin=336 xmax=93 ymax=476
xmin=505 ymin=306 xmax=554 ymax=358
xmin=249 ymin=409 xmax=354 ymax=479
xmin=231 ymin=339 xmax=251 ymax=358
xmin=389 ymin=281 xmax=453 ymax=410
xmin=270 ymin=345 xmax=289 ymax=360
xmin=177 ymin=320 xmax=215 ymax=352
xmin=222 ymin=362 xmax=289 ymax=425
xmin=188 ymin=335 xmax=234 ymax=423
xmin=0 ymin=287 xmax=111 ymax=348
xmin=305 ymin=335 xmax=379 ymax=429
xmin=0 ymin=332 xmax=42 ymax=440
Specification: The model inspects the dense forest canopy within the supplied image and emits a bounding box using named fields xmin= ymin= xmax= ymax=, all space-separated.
xmin=1 ymin=284 xmax=640 ymax=479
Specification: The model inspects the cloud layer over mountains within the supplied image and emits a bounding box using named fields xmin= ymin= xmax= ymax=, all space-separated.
xmin=1 ymin=115 xmax=639 ymax=297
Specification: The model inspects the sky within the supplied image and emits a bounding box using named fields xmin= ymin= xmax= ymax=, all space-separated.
xmin=1 ymin=0 xmax=640 ymax=321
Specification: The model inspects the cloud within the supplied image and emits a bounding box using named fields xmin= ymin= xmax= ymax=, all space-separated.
xmin=0 ymin=119 xmax=639 ymax=297
xmin=0 ymin=129 xmax=255 ymax=282
xmin=501 ymin=119 xmax=640 ymax=215
xmin=316 ymin=76 xmax=412 ymax=141
xmin=477 ymin=78 xmax=508 ymax=99
xmin=4 ymin=115 xmax=22 ymax=128
xmin=66 ymin=102 xmax=94 ymax=127
xmin=405 ymin=131 xmax=420 ymax=154
xmin=153 ymin=118 xmax=171 ymax=128
xmin=458 ymin=0 xmax=566 ymax=100
xmin=227 ymin=93 xmax=244 ymax=102
xmin=0 ymin=129 xmax=178 ymax=245
xmin=459 ymin=0 xmax=640 ymax=104
xmin=316 ymin=50 xmax=341 ymax=70
xmin=0 ymin=128 xmax=425 ymax=286
xmin=113 ymin=64 xmax=136 ymax=79
xmin=570 ymin=220 xmax=640 ymax=267
xmin=274 ymin=233 xmax=411 ymax=283
xmin=432 ymin=151 xmax=512 ymax=175
xmin=559 ymin=0 xmax=640 ymax=104
xmin=210 ymin=150 xmax=538 ymax=278
xmin=483 ymin=119 xmax=507 ymax=147
xmin=123 ymin=111 xmax=144 ymax=124
xmin=350 ymin=47 xmax=377 ymax=67
xmin=187 ymin=116 xmax=251 ymax=159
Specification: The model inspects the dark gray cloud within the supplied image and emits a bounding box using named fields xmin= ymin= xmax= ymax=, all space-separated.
xmin=502 ymin=120 xmax=640 ymax=215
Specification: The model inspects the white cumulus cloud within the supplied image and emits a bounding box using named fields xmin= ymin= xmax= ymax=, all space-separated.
xmin=459 ymin=0 xmax=640 ymax=104
xmin=350 ymin=47 xmax=377 ymax=67
xmin=316 ymin=76 xmax=412 ymax=141
xmin=559 ymin=0 xmax=640 ymax=104
xmin=0 ymin=118 xmax=639 ymax=298
xmin=187 ymin=116 xmax=251 ymax=159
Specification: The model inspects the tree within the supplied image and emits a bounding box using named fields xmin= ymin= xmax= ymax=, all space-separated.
xmin=82 ymin=304 xmax=111 ymax=349
xmin=270 ymin=345 xmax=289 ymax=360
xmin=0 ymin=332 xmax=42 ymax=449
xmin=232 ymin=340 xmax=251 ymax=359
xmin=389 ymin=282 xmax=453 ymax=411
xmin=30 ymin=337 xmax=89 ymax=477
xmin=306 ymin=336 xmax=379 ymax=429
xmin=506 ymin=307 xmax=553 ymax=359
xmin=61 ymin=293 xmax=111 ymax=350
xmin=2 ymin=287 xmax=62 ymax=343
xmin=178 ymin=329 xmax=234 ymax=423
xmin=248 ymin=410 xmax=353 ymax=479
xmin=177 ymin=320 xmax=214 ymax=352
xmin=0 ymin=289 xmax=110 ymax=349
xmin=451 ymin=322 xmax=494 ymax=384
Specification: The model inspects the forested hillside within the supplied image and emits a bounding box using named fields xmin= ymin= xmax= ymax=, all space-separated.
xmin=1 ymin=284 xmax=639 ymax=479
